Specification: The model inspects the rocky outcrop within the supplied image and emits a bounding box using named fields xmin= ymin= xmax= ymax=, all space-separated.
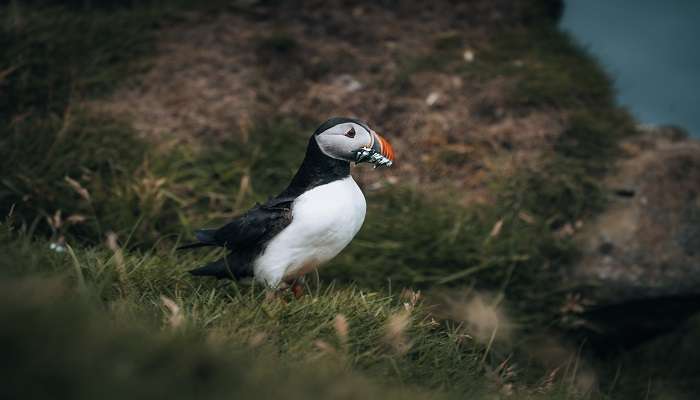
xmin=573 ymin=126 xmax=700 ymax=304
xmin=569 ymin=126 xmax=700 ymax=347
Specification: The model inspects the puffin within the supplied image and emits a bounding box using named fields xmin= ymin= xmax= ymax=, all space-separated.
xmin=179 ymin=117 xmax=395 ymax=289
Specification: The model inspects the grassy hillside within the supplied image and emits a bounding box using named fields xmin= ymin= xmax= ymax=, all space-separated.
xmin=3 ymin=221 xmax=594 ymax=399
xmin=0 ymin=1 xmax=653 ymax=399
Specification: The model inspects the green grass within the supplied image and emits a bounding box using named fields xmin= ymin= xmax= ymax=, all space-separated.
xmin=0 ymin=1 xmax=671 ymax=399
xmin=1 ymin=220 xmax=597 ymax=399
xmin=363 ymin=1 xmax=638 ymax=317
xmin=0 ymin=2 xmax=312 ymax=242
xmin=462 ymin=26 xmax=616 ymax=110
xmin=389 ymin=10 xmax=614 ymax=111
xmin=0 ymin=112 xmax=309 ymax=246
xmin=1 ymin=2 xmax=171 ymax=242
xmin=1 ymin=1 xmax=634 ymax=291
xmin=0 ymin=4 xmax=158 ymax=118
xmin=0 ymin=272 xmax=437 ymax=400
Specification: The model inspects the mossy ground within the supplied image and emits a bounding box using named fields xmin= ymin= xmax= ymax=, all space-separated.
xmin=0 ymin=1 xmax=672 ymax=399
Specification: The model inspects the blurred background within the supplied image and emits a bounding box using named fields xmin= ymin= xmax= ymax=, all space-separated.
xmin=1 ymin=1 xmax=699 ymax=399
xmin=562 ymin=0 xmax=700 ymax=136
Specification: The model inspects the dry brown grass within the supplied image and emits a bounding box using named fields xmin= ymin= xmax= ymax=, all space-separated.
xmin=94 ymin=1 xmax=566 ymax=204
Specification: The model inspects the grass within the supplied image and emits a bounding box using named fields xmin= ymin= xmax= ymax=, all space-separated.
xmin=1 ymin=2 xmax=167 ymax=242
xmin=390 ymin=6 xmax=613 ymax=111
xmin=373 ymin=0 xmax=638 ymax=318
xmin=0 ymin=270 xmax=437 ymax=400
xmin=0 ymin=2 xmax=312 ymax=242
xmin=2 ymin=219 xmax=601 ymax=399
xmin=0 ymin=112 xmax=309 ymax=246
xmin=493 ymin=28 xmax=615 ymax=109
xmin=329 ymin=109 xmax=636 ymax=322
xmin=391 ymin=32 xmax=464 ymax=92
xmin=0 ymin=4 xmax=158 ymax=117
xmin=0 ymin=1 xmax=677 ymax=399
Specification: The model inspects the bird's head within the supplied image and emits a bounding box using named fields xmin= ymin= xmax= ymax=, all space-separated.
xmin=313 ymin=117 xmax=395 ymax=167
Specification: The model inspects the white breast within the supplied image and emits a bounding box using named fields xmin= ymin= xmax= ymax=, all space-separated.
xmin=253 ymin=176 xmax=366 ymax=287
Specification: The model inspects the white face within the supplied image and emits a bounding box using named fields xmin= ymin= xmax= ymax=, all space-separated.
xmin=314 ymin=122 xmax=374 ymax=162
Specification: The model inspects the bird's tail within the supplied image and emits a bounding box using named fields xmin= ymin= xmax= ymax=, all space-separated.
xmin=189 ymin=255 xmax=238 ymax=280
xmin=177 ymin=229 xmax=218 ymax=251
xmin=176 ymin=242 xmax=213 ymax=250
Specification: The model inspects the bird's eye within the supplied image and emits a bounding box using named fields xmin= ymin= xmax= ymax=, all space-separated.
xmin=344 ymin=127 xmax=356 ymax=138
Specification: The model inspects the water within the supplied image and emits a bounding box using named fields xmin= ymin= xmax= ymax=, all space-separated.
xmin=561 ymin=0 xmax=700 ymax=137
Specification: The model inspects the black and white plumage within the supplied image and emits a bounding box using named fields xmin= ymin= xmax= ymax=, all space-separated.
xmin=180 ymin=117 xmax=395 ymax=287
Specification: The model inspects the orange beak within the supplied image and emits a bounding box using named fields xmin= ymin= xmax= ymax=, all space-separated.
xmin=372 ymin=131 xmax=395 ymax=163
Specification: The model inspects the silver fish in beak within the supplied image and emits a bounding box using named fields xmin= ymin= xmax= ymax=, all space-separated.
xmin=355 ymin=131 xmax=395 ymax=167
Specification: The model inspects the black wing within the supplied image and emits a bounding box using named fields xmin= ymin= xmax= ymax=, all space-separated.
xmin=211 ymin=197 xmax=294 ymax=250
xmin=181 ymin=196 xmax=294 ymax=279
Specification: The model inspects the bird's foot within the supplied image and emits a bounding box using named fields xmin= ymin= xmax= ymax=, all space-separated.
xmin=291 ymin=282 xmax=304 ymax=299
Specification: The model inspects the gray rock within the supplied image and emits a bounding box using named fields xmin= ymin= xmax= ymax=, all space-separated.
xmin=573 ymin=126 xmax=700 ymax=305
